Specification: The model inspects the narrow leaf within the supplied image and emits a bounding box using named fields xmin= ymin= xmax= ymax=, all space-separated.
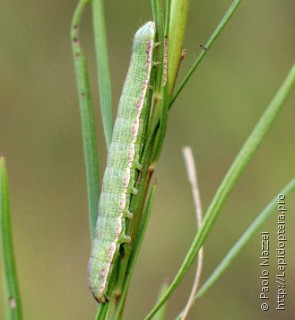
xmin=154 ymin=280 xmax=169 ymax=320
xmin=114 ymin=181 xmax=157 ymax=319
xmin=92 ymin=0 xmax=113 ymax=148
xmin=176 ymin=179 xmax=295 ymax=319
xmin=151 ymin=0 xmax=165 ymax=94
xmin=145 ymin=64 xmax=295 ymax=319
xmin=150 ymin=0 xmax=171 ymax=165
xmin=71 ymin=0 xmax=100 ymax=241
xmin=168 ymin=0 xmax=190 ymax=95
xmin=196 ymin=179 xmax=295 ymax=300
xmin=0 ymin=157 xmax=23 ymax=320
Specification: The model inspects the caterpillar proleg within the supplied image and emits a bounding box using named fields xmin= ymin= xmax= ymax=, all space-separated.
xmin=88 ymin=21 xmax=156 ymax=303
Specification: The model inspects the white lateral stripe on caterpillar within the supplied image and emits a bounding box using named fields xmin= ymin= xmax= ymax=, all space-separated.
xmin=87 ymin=21 xmax=156 ymax=303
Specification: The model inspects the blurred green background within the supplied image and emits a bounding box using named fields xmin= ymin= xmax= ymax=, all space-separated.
xmin=1 ymin=1 xmax=294 ymax=319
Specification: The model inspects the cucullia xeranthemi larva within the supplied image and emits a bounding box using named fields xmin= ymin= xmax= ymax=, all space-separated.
xmin=88 ymin=21 xmax=156 ymax=303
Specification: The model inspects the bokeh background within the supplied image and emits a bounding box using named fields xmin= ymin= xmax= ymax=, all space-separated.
xmin=0 ymin=1 xmax=294 ymax=319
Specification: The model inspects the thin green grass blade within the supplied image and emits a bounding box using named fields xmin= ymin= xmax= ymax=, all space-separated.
xmin=154 ymin=280 xmax=169 ymax=320
xmin=145 ymin=64 xmax=295 ymax=320
xmin=152 ymin=0 xmax=164 ymax=36
xmin=196 ymin=179 xmax=295 ymax=300
xmin=114 ymin=182 xmax=157 ymax=319
xmin=148 ymin=0 xmax=165 ymax=145
xmin=151 ymin=0 xmax=165 ymax=95
xmin=71 ymin=0 xmax=100 ymax=241
xmin=0 ymin=157 xmax=23 ymax=320
xmin=95 ymin=258 xmax=120 ymax=319
xmin=92 ymin=0 xmax=113 ymax=148
xmin=151 ymin=0 xmax=171 ymax=165
xmin=170 ymin=0 xmax=242 ymax=108
xmin=176 ymin=179 xmax=295 ymax=319
xmin=95 ymin=299 xmax=109 ymax=320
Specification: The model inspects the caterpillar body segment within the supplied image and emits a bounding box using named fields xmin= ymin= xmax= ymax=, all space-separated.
xmin=88 ymin=22 xmax=156 ymax=303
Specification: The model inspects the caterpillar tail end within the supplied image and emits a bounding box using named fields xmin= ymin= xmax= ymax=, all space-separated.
xmin=88 ymin=257 xmax=110 ymax=304
xmin=92 ymin=291 xmax=110 ymax=304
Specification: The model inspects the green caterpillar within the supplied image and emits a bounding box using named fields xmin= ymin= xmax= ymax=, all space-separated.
xmin=88 ymin=21 xmax=156 ymax=303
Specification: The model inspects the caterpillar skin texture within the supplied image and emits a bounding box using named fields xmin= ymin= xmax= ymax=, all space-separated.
xmin=88 ymin=21 xmax=156 ymax=303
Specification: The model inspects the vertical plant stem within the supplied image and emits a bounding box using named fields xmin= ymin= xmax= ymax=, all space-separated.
xmin=145 ymin=64 xmax=295 ymax=319
xmin=71 ymin=0 xmax=100 ymax=241
xmin=95 ymin=302 xmax=109 ymax=320
xmin=147 ymin=0 xmax=191 ymax=167
xmin=92 ymin=0 xmax=113 ymax=148
xmin=168 ymin=0 xmax=190 ymax=95
xmin=112 ymin=168 xmax=155 ymax=318
xmin=150 ymin=0 xmax=171 ymax=164
xmin=151 ymin=0 xmax=165 ymax=94
xmin=147 ymin=0 xmax=165 ymax=147
xmin=0 ymin=157 xmax=23 ymax=320
xmin=149 ymin=0 xmax=165 ymax=140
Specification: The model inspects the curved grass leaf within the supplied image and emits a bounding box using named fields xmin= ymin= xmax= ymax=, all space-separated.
xmin=145 ymin=64 xmax=295 ymax=319
xmin=176 ymin=179 xmax=295 ymax=319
